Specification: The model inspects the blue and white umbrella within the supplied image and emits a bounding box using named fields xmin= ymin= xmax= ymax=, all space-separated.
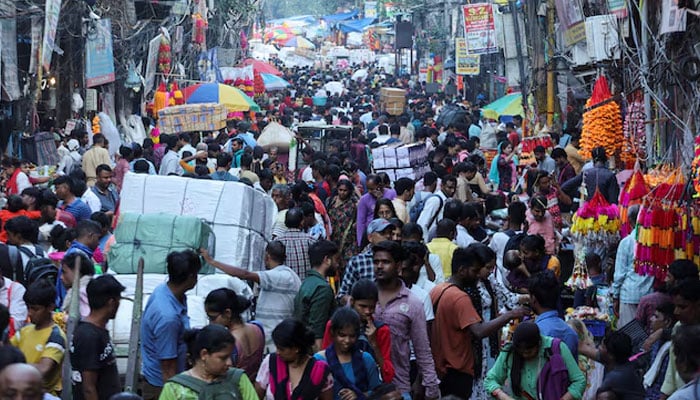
xmin=261 ymin=73 xmax=290 ymax=91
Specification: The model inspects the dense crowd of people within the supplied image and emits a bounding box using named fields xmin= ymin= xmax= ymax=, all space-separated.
xmin=0 ymin=63 xmax=698 ymax=400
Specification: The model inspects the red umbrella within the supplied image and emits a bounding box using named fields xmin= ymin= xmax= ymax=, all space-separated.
xmin=242 ymin=58 xmax=283 ymax=76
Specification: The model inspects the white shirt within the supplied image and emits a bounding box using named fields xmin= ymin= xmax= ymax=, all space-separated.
xmin=416 ymin=191 xmax=448 ymax=242
xmin=178 ymin=144 xmax=197 ymax=159
xmin=301 ymin=166 xmax=314 ymax=183
xmin=417 ymin=253 xmax=444 ymax=292
xmin=409 ymin=284 xmax=435 ymax=322
xmin=455 ymin=225 xmax=476 ymax=248
xmin=0 ymin=277 xmax=27 ymax=332
xmin=489 ymin=230 xmax=522 ymax=288
xmin=16 ymin=172 xmax=31 ymax=194
xmin=159 ymin=150 xmax=183 ymax=175
xmin=81 ymin=189 xmax=101 ymax=213
xmin=256 ymin=265 xmax=302 ymax=352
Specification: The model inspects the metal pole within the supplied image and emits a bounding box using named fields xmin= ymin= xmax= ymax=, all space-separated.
xmin=124 ymin=258 xmax=145 ymax=392
xmin=546 ymin=0 xmax=555 ymax=127
xmin=61 ymin=257 xmax=82 ymax=400
xmin=640 ymin=0 xmax=653 ymax=163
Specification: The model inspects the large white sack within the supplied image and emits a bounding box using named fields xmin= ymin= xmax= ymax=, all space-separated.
xmin=119 ymin=173 xmax=276 ymax=272
xmin=256 ymin=122 xmax=294 ymax=152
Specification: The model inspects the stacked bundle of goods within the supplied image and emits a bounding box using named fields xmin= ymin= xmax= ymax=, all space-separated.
xmin=634 ymin=169 xmax=686 ymax=280
xmin=618 ymin=170 xmax=649 ymax=238
xmin=580 ymin=76 xmax=623 ymax=159
xmin=568 ymin=190 xmax=621 ymax=290
xmin=380 ymin=88 xmax=406 ymax=116
xmin=371 ymin=143 xmax=430 ymax=181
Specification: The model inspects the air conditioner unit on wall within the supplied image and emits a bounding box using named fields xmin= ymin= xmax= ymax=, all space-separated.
xmin=585 ymin=14 xmax=621 ymax=63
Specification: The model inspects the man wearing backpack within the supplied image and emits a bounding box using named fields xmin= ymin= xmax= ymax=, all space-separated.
xmin=417 ymin=175 xmax=457 ymax=243
xmin=489 ymin=201 xmax=527 ymax=288
xmin=4 ymin=216 xmax=55 ymax=287
xmin=70 ymin=275 xmax=126 ymax=400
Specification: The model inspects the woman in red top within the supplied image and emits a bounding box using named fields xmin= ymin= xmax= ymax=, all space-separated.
xmin=321 ymin=279 xmax=395 ymax=383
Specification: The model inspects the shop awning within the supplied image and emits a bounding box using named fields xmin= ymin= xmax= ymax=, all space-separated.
xmin=322 ymin=9 xmax=359 ymax=23
xmin=339 ymin=17 xmax=377 ymax=33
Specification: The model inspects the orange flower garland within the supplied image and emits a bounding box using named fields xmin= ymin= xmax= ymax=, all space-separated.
xmin=580 ymin=76 xmax=623 ymax=160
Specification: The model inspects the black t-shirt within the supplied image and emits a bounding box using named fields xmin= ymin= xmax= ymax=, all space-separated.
xmin=70 ymin=321 xmax=121 ymax=400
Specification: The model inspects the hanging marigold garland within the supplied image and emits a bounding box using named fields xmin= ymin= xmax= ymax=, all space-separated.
xmin=618 ymin=170 xmax=649 ymax=238
xmin=580 ymin=76 xmax=623 ymax=160
xmin=568 ymin=189 xmax=621 ymax=290
xmin=691 ymin=135 xmax=700 ymax=198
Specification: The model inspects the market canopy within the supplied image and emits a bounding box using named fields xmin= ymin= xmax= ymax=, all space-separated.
xmin=339 ymin=18 xmax=377 ymax=33
xmin=281 ymin=36 xmax=315 ymax=49
xmin=241 ymin=58 xmax=283 ymax=76
xmin=182 ymin=83 xmax=261 ymax=112
xmin=322 ymin=9 xmax=359 ymax=23
xmin=261 ymin=73 xmax=290 ymax=91
xmin=482 ymin=92 xmax=524 ymax=118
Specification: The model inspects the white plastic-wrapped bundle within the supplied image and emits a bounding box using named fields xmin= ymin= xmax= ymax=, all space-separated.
xmin=119 ymin=173 xmax=276 ymax=271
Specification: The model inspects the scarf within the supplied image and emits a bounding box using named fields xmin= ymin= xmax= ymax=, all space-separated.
xmin=643 ymin=341 xmax=672 ymax=388
xmin=269 ymin=353 xmax=329 ymax=400
xmin=326 ymin=344 xmax=368 ymax=400
xmin=6 ymin=168 xmax=21 ymax=196
xmin=463 ymin=279 xmax=500 ymax=374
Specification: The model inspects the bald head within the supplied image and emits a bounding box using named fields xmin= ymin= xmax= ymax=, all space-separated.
xmin=0 ymin=363 xmax=44 ymax=399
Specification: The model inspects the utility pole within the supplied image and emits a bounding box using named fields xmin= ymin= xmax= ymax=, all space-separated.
xmin=509 ymin=0 xmax=526 ymax=96
xmin=546 ymin=0 xmax=555 ymax=127
xmin=640 ymin=0 xmax=653 ymax=163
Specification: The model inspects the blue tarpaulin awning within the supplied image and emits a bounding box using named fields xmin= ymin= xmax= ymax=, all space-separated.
xmin=322 ymin=9 xmax=359 ymax=23
xmin=338 ymin=17 xmax=377 ymax=33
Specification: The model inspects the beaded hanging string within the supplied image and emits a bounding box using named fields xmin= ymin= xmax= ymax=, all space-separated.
xmin=618 ymin=169 xmax=649 ymax=238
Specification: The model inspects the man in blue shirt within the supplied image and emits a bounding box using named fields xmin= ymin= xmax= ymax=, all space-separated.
xmin=55 ymin=175 xmax=92 ymax=222
xmin=529 ymin=269 xmax=579 ymax=358
xmin=140 ymin=250 xmax=201 ymax=400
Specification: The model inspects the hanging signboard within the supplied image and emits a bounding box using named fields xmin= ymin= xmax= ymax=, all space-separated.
xmin=365 ymin=1 xmax=377 ymax=18
xmin=462 ymin=3 xmax=498 ymax=54
xmin=660 ymin=0 xmax=687 ymax=34
xmin=554 ymin=0 xmax=585 ymax=46
xmin=41 ymin=0 xmax=61 ymax=71
xmin=607 ymin=0 xmax=628 ymax=18
xmin=455 ymin=38 xmax=480 ymax=75
xmin=85 ymin=19 xmax=116 ymax=87
xmin=144 ymin=34 xmax=162 ymax=95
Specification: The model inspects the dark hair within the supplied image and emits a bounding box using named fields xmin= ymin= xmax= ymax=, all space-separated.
xmin=423 ymin=172 xmax=438 ymax=187
xmin=309 ymin=240 xmax=339 ymax=268
xmin=402 ymin=241 xmax=428 ymax=260
xmin=373 ymin=198 xmax=396 ymax=219
xmin=585 ymin=252 xmax=602 ymax=273
xmin=520 ymin=234 xmax=546 ymax=255
xmin=668 ymin=259 xmax=699 ymax=282
xmin=23 ymin=279 xmax=56 ymax=307
xmin=442 ymin=200 xmax=463 ymax=222
xmin=76 ymin=219 xmax=102 ymax=239
xmin=529 ymin=195 xmax=547 ymax=211
xmin=592 ymin=146 xmax=607 ymax=162
xmin=4 ymin=216 xmax=38 ymax=243
xmin=86 ymin=275 xmax=126 ymax=310
xmin=670 ymin=279 xmax=700 ymax=302
xmin=266 ymin=241 xmax=286 ymax=264
xmin=401 ymin=223 xmax=423 ymax=240
xmin=672 ymin=324 xmax=700 ymax=377
xmin=184 ymin=324 xmax=236 ymax=364
xmin=0 ymin=346 xmax=26 ymax=371
xmin=204 ymin=288 xmax=251 ymax=321
xmin=394 ymin=178 xmax=415 ymax=196
xmin=90 ymin=212 xmax=111 ymax=230
xmin=603 ymin=331 xmax=633 ymax=364
xmin=655 ymin=302 xmax=675 ymax=323
xmin=166 ymin=250 xmax=201 ymax=284
xmin=240 ymin=153 xmax=253 ymax=169
xmin=217 ymin=153 xmax=232 ymax=168
xmin=96 ymin=164 xmax=112 ymax=176
xmin=551 ymin=148 xmax=567 ymax=159
xmin=436 ymin=218 xmax=456 ymax=238
xmin=61 ymin=252 xmax=95 ymax=277
xmin=365 ymin=174 xmax=380 ymax=187
xmin=6 ymin=195 xmax=24 ymax=212
xmin=367 ymin=384 xmax=399 ymax=400
xmin=508 ymin=201 xmax=527 ymax=226
xmin=330 ymin=307 xmax=361 ymax=336
xmin=133 ymin=160 xmax=150 ymax=174
xmin=461 ymin=203 xmax=480 ymax=221
xmin=337 ymin=179 xmax=354 ymax=194
xmin=442 ymin=174 xmax=457 ymax=187
xmin=528 ymin=270 xmax=560 ymax=310
xmin=272 ymin=318 xmax=315 ymax=355
xmin=451 ymin=243 xmax=496 ymax=276
xmin=509 ymin=322 xmax=542 ymax=396
xmin=40 ymin=189 xmax=59 ymax=209
xmin=351 ymin=279 xmax=379 ymax=301
xmin=300 ymin=202 xmax=315 ymax=218
xmin=285 ymin=208 xmax=304 ymax=229
xmin=372 ymin=240 xmax=406 ymax=263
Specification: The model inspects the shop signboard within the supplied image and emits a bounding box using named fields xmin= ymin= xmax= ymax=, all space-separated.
xmin=85 ymin=19 xmax=116 ymax=87
xmin=462 ymin=3 xmax=498 ymax=54
xmin=455 ymin=38 xmax=480 ymax=75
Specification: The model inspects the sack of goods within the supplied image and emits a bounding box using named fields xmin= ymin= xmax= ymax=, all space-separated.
xmin=256 ymin=121 xmax=294 ymax=152
xmin=380 ymin=87 xmax=406 ymax=115
xmin=107 ymin=212 xmax=215 ymax=274
xmin=115 ymin=173 xmax=277 ymax=272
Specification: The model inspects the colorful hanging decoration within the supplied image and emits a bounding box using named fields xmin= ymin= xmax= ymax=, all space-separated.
xmin=621 ymin=93 xmax=647 ymax=166
xmin=618 ymin=170 xmax=649 ymax=238
xmin=580 ymin=76 xmax=623 ymax=160
xmin=172 ymin=82 xmax=184 ymax=105
xmin=153 ymin=82 xmax=168 ymax=117
xmin=192 ymin=13 xmax=207 ymax=47
xmin=568 ymin=189 xmax=621 ymax=290
xmin=691 ymin=135 xmax=700 ymax=198
xmin=92 ymin=115 xmax=101 ymax=135
xmin=253 ymin=73 xmax=265 ymax=95
xmin=634 ymin=169 xmax=686 ymax=280
xmin=158 ymin=33 xmax=172 ymax=74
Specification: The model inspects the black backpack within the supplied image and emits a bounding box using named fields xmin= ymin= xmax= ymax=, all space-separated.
xmin=16 ymin=246 xmax=57 ymax=286
xmin=503 ymin=230 xmax=526 ymax=255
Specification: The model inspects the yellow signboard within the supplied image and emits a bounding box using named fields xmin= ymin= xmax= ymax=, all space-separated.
xmin=455 ymin=38 xmax=481 ymax=75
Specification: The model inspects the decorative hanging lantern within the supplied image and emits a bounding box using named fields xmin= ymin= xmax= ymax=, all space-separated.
xmin=158 ymin=34 xmax=172 ymax=74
